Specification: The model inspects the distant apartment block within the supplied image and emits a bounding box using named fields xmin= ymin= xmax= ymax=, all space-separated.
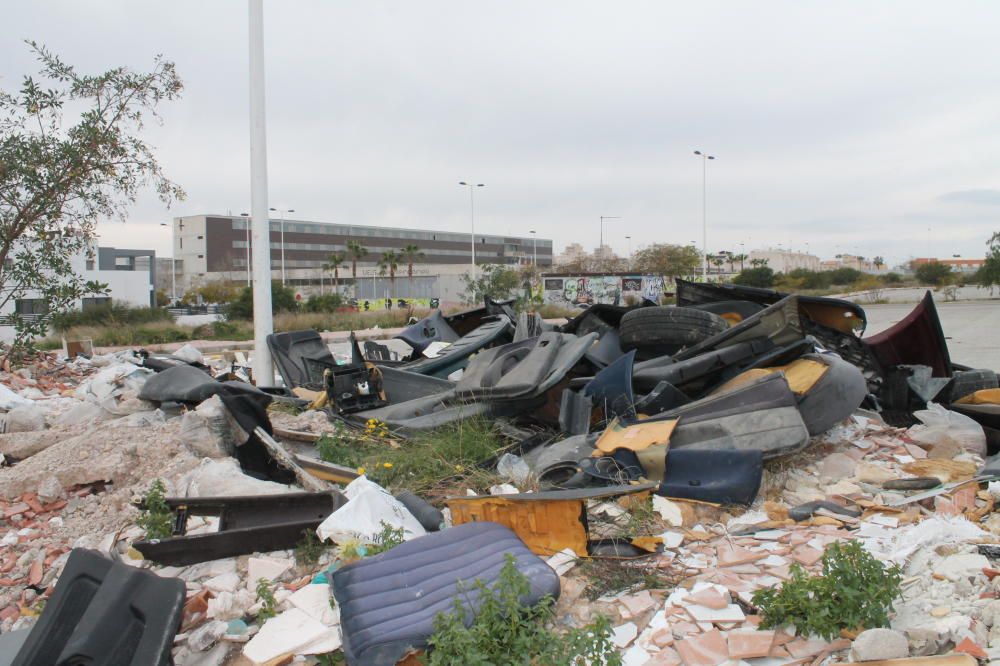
xmin=911 ymin=257 xmax=985 ymax=274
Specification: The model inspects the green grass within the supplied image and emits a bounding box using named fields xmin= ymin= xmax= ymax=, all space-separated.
xmin=577 ymin=558 xmax=671 ymax=601
xmin=317 ymin=419 xmax=508 ymax=499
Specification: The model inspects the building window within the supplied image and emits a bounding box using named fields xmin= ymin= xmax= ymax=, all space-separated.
xmin=179 ymin=238 xmax=183 ymax=249
xmin=81 ymin=297 xmax=111 ymax=311
xmin=197 ymin=235 xmax=204 ymax=239
xmin=197 ymin=254 xmax=204 ymax=259
xmin=85 ymin=259 xmax=94 ymax=271
xmin=14 ymin=299 xmax=47 ymax=315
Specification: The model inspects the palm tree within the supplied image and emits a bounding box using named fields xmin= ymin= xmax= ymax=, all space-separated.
xmin=873 ymin=256 xmax=885 ymax=271
xmin=399 ymin=244 xmax=424 ymax=292
xmin=322 ymin=252 xmax=345 ymax=293
xmin=712 ymin=257 xmax=725 ymax=274
xmin=735 ymin=253 xmax=748 ymax=271
xmin=378 ymin=250 xmax=400 ymax=295
xmin=346 ymin=240 xmax=368 ymax=282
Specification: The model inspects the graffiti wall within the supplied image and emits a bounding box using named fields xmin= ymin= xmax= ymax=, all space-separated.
xmin=542 ymin=275 xmax=665 ymax=307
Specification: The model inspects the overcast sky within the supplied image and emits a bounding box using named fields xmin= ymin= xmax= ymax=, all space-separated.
xmin=5 ymin=1 xmax=1000 ymax=268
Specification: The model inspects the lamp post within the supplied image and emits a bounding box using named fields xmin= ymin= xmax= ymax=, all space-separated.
xmin=599 ymin=216 xmax=621 ymax=260
xmin=693 ymin=150 xmax=716 ymax=281
xmin=269 ymin=207 xmax=294 ymax=286
xmin=159 ymin=223 xmax=177 ymax=304
xmin=459 ymin=182 xmax=484 ymax=278
xmin=626 ymin=235 xmax=632 ymax=258
xmin=240 ymin=213 xmax=251 ymax=286
xmin=529 ymin=230 xmax=537 ymax=267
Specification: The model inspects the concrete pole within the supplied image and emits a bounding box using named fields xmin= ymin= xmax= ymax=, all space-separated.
xmin=248 ymin=0 xmax=274 ymax=386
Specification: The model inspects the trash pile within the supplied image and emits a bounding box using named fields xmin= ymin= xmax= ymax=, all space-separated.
xmin=1 ymin=284 xmax=1000 ymax=665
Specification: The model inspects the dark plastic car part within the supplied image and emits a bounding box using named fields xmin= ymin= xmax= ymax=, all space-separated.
xmin=559 ymin=389 xmax=594 ymax=435
xmin=657 ymin=448 xmax=763 ymax=506
xmin=325 ymin=362 xmax=387 ymax=414
xmin=11 ymin=549 xmax=185 ymax=666
xmin=378 ymin=366 xmax=453 ymax=403
xmin=584 ymin=327 xmax=626 ymax=368
xmin=788 ymin=500 xmax=862 ymax=522
xmin=632 ymin=380 xmax=691 ymax=417
xmin=672 ymin=296 xmax=805 ymax=363
xmin=864 ymin=291 xmax=952 ymax=378
xmin=401 ymin=315 xmax=514 ymax=378
xmin=674 ymin=277 xmax=868 ymax=336
xmin=267 ymin=329 xmax=338 ymax=390
xmin=133 ymin=491 xmax=346 ymax=566
xmin=443 ymin=297 xmax=517 ymax=336
xmin=685 ymin=300 xmax=765 ymax=322
xmin=582 ymin=350 xmax=637 ymax=421
xmin=945 ymin=368 xmax=999 ymax=403
xmin=642 ymin=374 xmax=810 ymax=459
xmin=394 ymin=310 xmax=460 ymax=356
xmin=455 ymin=332 xmax=597 ymax=401
xmin=632 ymin=338 xmax=776 ymax=393
xmin=619 ymin=306 xmax=729 ymax=357
xmin=332 ymin=522 xmax=560 ymax=666
xmin=793 ymin=353 xmax=868 ymax=436
xmin=394 ymin=491 xmax=444 ymax=532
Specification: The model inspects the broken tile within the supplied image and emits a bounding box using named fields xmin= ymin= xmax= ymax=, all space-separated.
xmin=717 ymin=544 xmax=767 ymax=567
xmin=789 ymin=546 xmax=823 ymax=567
xmin=686 ymin=604 xmax=745 ymax=624
xmin=620 ymin=590 xmax=657 ymax=619
xmin=727 ymin=629 xmax=776 ymax=659
xmin=613 ymin=622 xmax=639 ymax=648
xmin=247 ymin=556 xmax=292 ymax=583
xmin=676 ymin=629 xmax=730 ymax=666
xmin=684 ymin=588 xmax=730 ymax=610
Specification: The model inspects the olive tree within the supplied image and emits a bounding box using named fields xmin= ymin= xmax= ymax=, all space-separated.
xmin=0 ymin=42 xmax=184 ymax=359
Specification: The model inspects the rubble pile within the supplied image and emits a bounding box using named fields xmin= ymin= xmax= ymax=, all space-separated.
xmin=0 ymin=288 xmax=998 ymax=665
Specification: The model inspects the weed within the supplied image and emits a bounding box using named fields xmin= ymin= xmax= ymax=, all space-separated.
xmin=367 ymin=522 xmax=405 ymax=556
xmin=578 ymin=558 xmax=670 ymax=601
xmin=137 ymin=479 xmax=172 ymax=540
xmin=423 ymin=554 xmax=621 ymax=666
xmin=294 ymin=530 xmax=329 ymax=566
xmin=752 ymin=540 xmax=901 ymax=639
xmin=267 ymin=400 xmax=302 ymax=416
xmin=255 ymin=578 xmax=278 ymax=621
xmin=314 ymin=653 xmax=346 ymax=666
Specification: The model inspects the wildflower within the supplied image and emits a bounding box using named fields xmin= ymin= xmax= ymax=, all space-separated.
xmin=357 ymin=466 xmax=366 ymax=475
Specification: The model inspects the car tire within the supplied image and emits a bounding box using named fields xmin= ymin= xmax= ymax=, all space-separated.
xmin=619 ymin=306 xmax=729 ymax=357
xmin=947 ymin=369 xmax=999 ymax=403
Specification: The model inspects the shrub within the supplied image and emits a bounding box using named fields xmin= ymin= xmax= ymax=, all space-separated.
xmin=423 ymin=554 xmax=620 ymax=666
xmin=137 ymin=479 xmax=172 ymax=540
xmin=304 ymin=293 xmax=344 ymax=312
xmin=732 ymin=266 xmax=775 ymax=288
xmin=915 ymin=261 xmax=952 ymax=286
xmin=224 ymin=282 xmax=299 ymax=320
xmin=828 ymin=267 xmax=863 ymax=285
xmin=884 ymin=272 xmax=903 ymax=284
xmin=752 ymin=540 xmax=901 ymax=640
xmin=51 ymin=303 xmax=172 ymax=331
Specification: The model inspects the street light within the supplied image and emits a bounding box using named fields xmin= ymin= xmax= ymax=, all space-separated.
xmin=459 ymin=182 xmax=484 ymax=278
xmin=529 ymin=230 xmax=537 ymax=267
xmin=269 ymin=207 xmax=295 ymax=286
xmin=240 ymin=213 xmax=251 ymax=286
xmin=599 ymin=216 xmax=621 ymax=258
xmin=159 ymin=223 xmax=177 ymax=304
xmin=693 ymin=150 xmax=716 ymax=281
xmin=625 ymin=235 xmax=632 ymax=258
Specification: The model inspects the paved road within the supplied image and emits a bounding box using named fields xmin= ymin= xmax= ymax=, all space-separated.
xmin=864 ymin=301 xmax=1000 ymax=370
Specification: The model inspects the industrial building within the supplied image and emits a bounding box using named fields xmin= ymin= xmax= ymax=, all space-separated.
xmin=170 ymin=215 xmax=553 ymax=298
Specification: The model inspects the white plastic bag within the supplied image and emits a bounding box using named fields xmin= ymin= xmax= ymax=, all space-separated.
xmin=496 ymin=452 xmax=530 ymax=485
xmin=909 ymin=402 xmax=987 ymax=457
xmin=316 ymin=476 xmax=426 ymax=544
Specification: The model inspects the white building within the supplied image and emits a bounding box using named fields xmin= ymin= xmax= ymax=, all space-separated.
xmin=749 ymin=249 xmax=822 ymax=273
xmin=1 ymin=245 xmax=156 ymax=325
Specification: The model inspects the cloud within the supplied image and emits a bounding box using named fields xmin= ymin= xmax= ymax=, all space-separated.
xmin=939 ymin=189 xmax=1000 ymax=206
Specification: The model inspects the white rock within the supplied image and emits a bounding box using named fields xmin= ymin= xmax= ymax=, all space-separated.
xmin=933 ymin=553 xmax=990 ymax=582
xmin=37 ymin=475 xmax=64 ymax=503
xmin=247 ymin=557 xmax=292 ymax=584
xmin=652 ymin=496 xmax=683 ymax=527
xmin=288 ymin=584 xmax=338 ymax=625
xmin=851 ymin=628 xmax=909 ymax=662
xmin=242 ymin=608 xmax=339 ymax=664
xmin=545 ymin=548 xmax=578 ymax=576
xmin=203 ymin=573 xmax=241 ymax=594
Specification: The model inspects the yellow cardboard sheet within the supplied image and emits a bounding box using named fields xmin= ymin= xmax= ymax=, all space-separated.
xmin=594 ymin=417 xmax=678 ymax=454
xmin=712 ymin=358 xmax=829 ymax=397
xmin=955 ymin=388 xmax=1000 ymax=405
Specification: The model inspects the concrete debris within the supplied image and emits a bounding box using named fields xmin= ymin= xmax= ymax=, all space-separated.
xmin=851 ymin=628 xmax=910 ymax=661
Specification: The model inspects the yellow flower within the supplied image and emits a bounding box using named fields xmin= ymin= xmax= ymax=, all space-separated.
xmin=383 ymin=462 xmax=393 ymax=469
xmin=357 ymin=467 xmax=366 ymax=475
